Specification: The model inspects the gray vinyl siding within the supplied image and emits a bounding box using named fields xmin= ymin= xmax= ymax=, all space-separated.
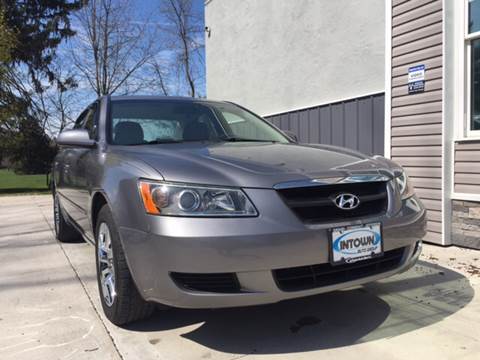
xmin=266 ymin=94 xmax=385 ymax=155
xmin=454 ymin=141 xmax=480 ymax=194
xmin=390 ymin=0 xmax=443 ymax=244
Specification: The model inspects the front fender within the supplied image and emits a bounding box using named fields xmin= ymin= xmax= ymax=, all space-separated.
xmin=90 ymin=151 xmax=163 ymax=236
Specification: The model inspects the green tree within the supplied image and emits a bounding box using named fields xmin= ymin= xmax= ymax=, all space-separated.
xmin=0 ymin=0 xmax=82 ymax=173
xmin=7 ymin=118 xmax=56 ymax=174
xmin=1 ymin=0 xmax=82 ymax=88
xmin=0 ymin=8 xmax=16 ymax=166
xmin=0 ymin=8 xmax=13 ymax=63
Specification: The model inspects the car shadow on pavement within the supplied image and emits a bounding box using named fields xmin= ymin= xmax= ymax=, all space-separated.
xmin=126 ymin=260 xmax=474 ymax=355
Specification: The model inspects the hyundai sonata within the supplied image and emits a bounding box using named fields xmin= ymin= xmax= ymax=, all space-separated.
xmin=53 ymin=96 xmax=425 ymax=325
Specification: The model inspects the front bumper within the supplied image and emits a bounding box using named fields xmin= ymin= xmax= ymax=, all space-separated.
xmin=119 ymin=189 xmax=426 ymax=308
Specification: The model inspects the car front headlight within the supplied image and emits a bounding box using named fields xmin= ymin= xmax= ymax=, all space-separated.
xmin=138 ymin=180 xmax=258 ymax=217
xmin=394 ymin=170 xmax=415 ymax=200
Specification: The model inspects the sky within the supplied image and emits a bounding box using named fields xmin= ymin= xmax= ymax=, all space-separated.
xmin=50 ymin=0 xmax=206 ymax=132
xmin=139 ymin=0 xmax=205 ymax=21
xmin=121 ymin=0 xmax=206 ymax=96
xmin=125 ymin=0 xmax=206 ymax=96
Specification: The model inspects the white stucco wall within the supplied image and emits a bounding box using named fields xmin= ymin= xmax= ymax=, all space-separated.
xmin=205 ymin=0 xmax=385 ymax=116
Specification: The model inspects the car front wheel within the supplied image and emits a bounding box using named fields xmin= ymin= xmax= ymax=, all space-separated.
xmin=95 ymin=204 xmax=154 ymax=325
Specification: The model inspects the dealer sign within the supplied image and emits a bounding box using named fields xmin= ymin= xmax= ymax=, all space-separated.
xmin=408 ymin=64 xmax=425 ymax=94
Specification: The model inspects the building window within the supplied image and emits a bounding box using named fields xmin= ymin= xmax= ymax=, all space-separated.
xmin=471 ymin=39 xmax=480 ymax=131
xmin=467 ymin=0 xmax=480 ymax=134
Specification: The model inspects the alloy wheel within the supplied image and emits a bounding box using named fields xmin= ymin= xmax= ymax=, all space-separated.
xmin=97 ymin=222 xmax=116 ymax=307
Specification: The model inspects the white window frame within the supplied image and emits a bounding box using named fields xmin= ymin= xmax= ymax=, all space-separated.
xmin=464 ymin=0 xmax=480 ymax=138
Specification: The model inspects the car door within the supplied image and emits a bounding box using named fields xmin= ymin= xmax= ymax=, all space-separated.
xmin=57 ymin=109 xmax=89 ymax=220
xmin=68 ymin=103 xmax=99 ymax=234
xmin=57 ymin=104 xmax=98 ymax=232
xmin=72 ymin=102 xmax=100 ymax=236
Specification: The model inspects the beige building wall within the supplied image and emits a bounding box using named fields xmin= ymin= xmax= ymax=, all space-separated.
xmin=454 ymin=142 xmax=480 ymax=194
xmin=389 ymin=0 xmax=444 ymax=244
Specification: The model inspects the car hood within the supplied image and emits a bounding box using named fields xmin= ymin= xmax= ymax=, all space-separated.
xmin=111 ymin=142 xmax=400 ymax=188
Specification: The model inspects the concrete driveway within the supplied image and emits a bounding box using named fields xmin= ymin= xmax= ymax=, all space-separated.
xmin=1 ymin=195 xmax=479 ymax=360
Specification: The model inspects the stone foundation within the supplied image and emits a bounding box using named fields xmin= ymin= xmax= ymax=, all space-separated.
xmin=452 ymin=200 xmax=480 ymax=249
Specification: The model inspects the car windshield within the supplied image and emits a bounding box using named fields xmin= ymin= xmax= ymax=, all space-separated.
xmin=109 ymin=100 xmax=290 ymax=145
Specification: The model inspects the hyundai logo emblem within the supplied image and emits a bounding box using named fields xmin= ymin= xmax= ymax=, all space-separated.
xmin=334 ymin=193 xmax=360 ymax=210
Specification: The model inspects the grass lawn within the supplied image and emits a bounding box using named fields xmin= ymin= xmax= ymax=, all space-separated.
xmin=0 ymin=169 xmax=50 ymax=195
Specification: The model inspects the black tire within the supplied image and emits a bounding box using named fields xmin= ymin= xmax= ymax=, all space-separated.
xmin=53 ymin=191 xmax=82 ymax=243
xmin=95 ymin=204 xmax=154 ymax=325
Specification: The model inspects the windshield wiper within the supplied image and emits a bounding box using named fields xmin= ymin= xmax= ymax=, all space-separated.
xmin=145 ymin=139 xmax=183 ymax=145
xmin=219 ymin=137 xmax=277 ymax=143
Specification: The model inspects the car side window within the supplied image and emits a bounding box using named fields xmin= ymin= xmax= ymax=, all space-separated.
xmin=73 ymin=111 xmax=87 ymax=130
xmin=72 ymin=103 xmax=98 ymax=139
xmin=83 ymin=105 xmax=98 ymax=140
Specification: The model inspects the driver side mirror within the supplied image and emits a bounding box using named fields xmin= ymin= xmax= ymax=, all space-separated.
xmin=283 ymin=130 xmax=298 ymax=143
xmin=56 ymin=129 xmax=96 ymax=148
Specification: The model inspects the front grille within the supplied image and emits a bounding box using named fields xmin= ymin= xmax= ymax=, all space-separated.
xmin=170 ymin=272 xmax=241 ymax=293
xmin=277 ymin=181 xmax=388 ymax=223
xmin=273 ymin=247 xmax=405 ymax=292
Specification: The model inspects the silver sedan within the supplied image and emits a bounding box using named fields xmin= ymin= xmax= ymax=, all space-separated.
xmin=52 ymin=96 xmax=426 ymax=325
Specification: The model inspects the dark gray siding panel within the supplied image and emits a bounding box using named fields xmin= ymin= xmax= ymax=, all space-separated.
xmin=299 ymin=111 xmax=309 ymax=141
xmin=308 ymin=107 xmax=320 ymax=144
xmin=331 ymin=103 xmax=344 ymax=147
xmin=280 ymin=114 xmax=288 ymax=130
xmin=320 ymin=106 xmax=331 ymax=144
xmin=265 ymin=93 xmax=385 ymax=155
xmin=373 ymin=95 xmax=385 ymax=155
xmin=358 ymin=98 xmax=374 ymax=155
xmin=344 ymin=101 xmax=358 ymax=150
